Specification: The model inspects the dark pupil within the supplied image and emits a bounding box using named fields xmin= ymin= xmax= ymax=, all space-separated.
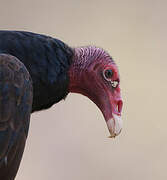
xmin=105 ymin=69 xmax=113 ymax=79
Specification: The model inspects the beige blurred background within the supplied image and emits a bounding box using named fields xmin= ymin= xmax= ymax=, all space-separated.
xmin=0 ymin=0 xmax=167 ymax=179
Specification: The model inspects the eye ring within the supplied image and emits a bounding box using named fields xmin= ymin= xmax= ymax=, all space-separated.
xmin=103 ymin=69 xmax=113 ymax=80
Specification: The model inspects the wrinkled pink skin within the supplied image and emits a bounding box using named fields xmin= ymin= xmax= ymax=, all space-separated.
xmin=68 ymin=47 xmax=123 ymax=124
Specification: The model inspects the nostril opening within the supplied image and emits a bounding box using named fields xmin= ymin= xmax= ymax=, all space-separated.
xmin=117 ymin=100 xmax=123 ymax=113
xmin=116 ymin=104 xmax=119 ymax=112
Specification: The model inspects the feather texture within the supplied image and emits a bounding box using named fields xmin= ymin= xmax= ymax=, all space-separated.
xmin=0 ymin=54 xmax=33 ymax=180
xmin=0 ymin=31 xmax=74 ymax=112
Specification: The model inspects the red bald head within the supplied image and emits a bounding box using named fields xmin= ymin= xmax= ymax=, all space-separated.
xmin=68 ymin=47 xmax=123 ymax=138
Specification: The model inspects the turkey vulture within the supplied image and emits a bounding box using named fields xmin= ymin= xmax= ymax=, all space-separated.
xmin=0 ymin=30 xmax=123 ymax=179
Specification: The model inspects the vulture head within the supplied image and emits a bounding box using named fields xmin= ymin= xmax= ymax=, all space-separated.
xmin=69 ymin=46 xmax=123 ymax=138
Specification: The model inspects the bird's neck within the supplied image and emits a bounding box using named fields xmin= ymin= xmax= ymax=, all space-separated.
xmin=68 ymin=46 xmax=106 ymax=94
xmin=69 ymin=47 xmax=91 ymax=93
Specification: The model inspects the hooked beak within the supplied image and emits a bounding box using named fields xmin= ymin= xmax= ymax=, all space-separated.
xmin=99 ymin=95 xmax=123 ymax=138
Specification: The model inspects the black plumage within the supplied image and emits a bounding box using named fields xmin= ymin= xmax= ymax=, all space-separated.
xmin=0 ymin=54 xmax=33 ymax=180
xmin=0 ymin=31 xmax=74 ymax=179
xmin=0 ymin=31 xmax=74 ymax=112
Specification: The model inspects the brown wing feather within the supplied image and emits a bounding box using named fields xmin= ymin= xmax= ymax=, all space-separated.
xmin=0 ymin=54 xmax=33 ymax=180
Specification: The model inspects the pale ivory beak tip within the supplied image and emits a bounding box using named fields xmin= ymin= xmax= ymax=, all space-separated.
xmin=107 ymin=114 xmax=122 ymax=138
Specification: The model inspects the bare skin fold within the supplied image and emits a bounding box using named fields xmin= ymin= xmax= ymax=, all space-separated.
xmin=69 ymin=46 xmax=123 ymax=138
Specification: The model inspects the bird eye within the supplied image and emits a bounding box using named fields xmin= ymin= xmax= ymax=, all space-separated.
xmin=103 ymin=69 xmax=113 ymax=80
